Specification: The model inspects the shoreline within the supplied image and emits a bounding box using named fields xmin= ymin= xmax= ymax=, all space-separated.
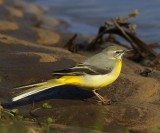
xmin=0 ymin=0 xmax=160 ymax=133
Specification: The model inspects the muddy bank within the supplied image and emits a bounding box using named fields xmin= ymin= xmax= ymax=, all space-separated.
xmin=0 ymin=0 xmax=160 ymax=133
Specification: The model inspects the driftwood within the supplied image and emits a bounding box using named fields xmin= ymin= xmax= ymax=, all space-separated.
xmin=64 ymin=10 xmax=160 ymax=66
xmin=64 ymin=34 xmax=78 ymax=53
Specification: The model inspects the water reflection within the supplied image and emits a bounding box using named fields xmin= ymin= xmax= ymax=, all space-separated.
xmin=29 ymin=0 xmax=160 ymax=43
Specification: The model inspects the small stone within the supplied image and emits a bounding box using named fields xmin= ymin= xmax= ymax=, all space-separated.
xmin=35 ymin=16 xmax=60 ymax=28
xmin=0 ymin=20 xmax=19 ymax=31
xmin=33 ymin=28 xmax=60 ymax=45
xmin=6 ymin=6 xmax=24 ymax=18
xmin=15 ymin=1 xmax=44 ymax=16
xmin=0 ymin=0 xmax=4 ymax=5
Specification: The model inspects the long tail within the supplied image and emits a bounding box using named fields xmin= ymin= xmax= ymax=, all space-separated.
xmin=12 ymin=79 xmax=64 ymax=102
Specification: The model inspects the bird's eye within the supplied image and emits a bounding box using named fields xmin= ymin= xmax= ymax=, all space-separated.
xmin=115 ymin=51 xmax=121 ymax=54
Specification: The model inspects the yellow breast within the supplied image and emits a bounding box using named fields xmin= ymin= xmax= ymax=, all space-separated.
xmin=58 ymin=59 xmax=122 ymax=90
xmin=80 ymin=59 xmax=122 ymax=89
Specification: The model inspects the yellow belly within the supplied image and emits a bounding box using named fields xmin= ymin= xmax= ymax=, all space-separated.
xmin=79 ymin=59 xmax=122 ymax=90
xmin=59 ymin=59 xmax=122 ymax=90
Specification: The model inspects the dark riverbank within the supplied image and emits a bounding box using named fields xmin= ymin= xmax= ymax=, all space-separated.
xmin=0 ymin=0 xmax=160 ymax=133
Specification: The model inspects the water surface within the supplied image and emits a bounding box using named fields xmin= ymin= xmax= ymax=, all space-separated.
xmin=28 ymin=0 xmax=160 ymax=43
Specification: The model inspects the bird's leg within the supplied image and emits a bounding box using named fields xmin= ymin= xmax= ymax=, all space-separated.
xmin=92 ymin=90 xmax=106 ymax=104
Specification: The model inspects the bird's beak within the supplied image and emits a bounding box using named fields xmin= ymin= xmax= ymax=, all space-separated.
xmin=123 ymin=49 xmax=134 ymax=57
xmin=124 ymin=49 xmax=134 ymax=54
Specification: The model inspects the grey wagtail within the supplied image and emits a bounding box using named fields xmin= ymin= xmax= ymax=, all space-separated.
xmin=12 ymin=45 xmax=127 ymax=103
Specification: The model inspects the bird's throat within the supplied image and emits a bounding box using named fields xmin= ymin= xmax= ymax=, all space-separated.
xmin=112 ymin=59 xmax=122 ymax=75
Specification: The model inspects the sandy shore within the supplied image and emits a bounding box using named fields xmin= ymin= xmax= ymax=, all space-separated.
xmin=0 ymin=0 xmax=160 ymax=133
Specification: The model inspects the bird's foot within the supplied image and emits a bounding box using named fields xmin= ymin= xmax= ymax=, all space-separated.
xmin=92 ymin=90 xmax=111 ymax=105
xmin=97 ymin=99 xmax=111 ymax=105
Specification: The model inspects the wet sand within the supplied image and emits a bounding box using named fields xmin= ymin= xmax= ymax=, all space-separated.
xmin=0 ymin=0 xmax=160 ymax=133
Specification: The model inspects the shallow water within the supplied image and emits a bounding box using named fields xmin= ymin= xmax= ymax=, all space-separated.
xmin=28 ymin=0 xmax=160 ymax=43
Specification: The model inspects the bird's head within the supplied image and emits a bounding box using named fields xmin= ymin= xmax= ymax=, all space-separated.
xmin=102 ymin=45 xmax=128 ymax=60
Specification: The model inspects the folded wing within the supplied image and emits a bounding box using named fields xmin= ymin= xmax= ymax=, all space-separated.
xmin=52 ymin=63 xmax=112 ymax=77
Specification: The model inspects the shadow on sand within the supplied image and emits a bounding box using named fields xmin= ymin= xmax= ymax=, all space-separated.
xmin=2 ymin=85 xmax=94 ymax=108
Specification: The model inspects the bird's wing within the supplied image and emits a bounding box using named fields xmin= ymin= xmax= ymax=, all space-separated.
xmin=52 ymin=63 xmax=112 ymax=77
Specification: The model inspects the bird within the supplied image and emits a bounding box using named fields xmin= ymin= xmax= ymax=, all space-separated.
xmin=12 ymin=45 xmax=127 ymax=104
